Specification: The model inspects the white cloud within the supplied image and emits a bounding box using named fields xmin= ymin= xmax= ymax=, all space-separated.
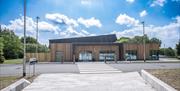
xmin=116 ymin=14 xmax=140 ymax=27
xmin=150 ymin=0 xmax=166 ymax=7
xmin=2 ymin=16 xmax=60 ymax=37
xmin=81 ymin=0 xmax=92 ymax=5
xmin=46 ymin=13 xmax=102 ymax=28
xmin=126 ymin=0 xmax=135 ymax=3
xmin=77 ymin=17 xmax=102 ymax=28
xmin=59 ymin=26 xmax=94 ymax=38
xmin=113 ymin=16 xmax=180 ymax=48
xmin=46 ymin=13 xmax=79 ymax=27
xmin=175 ymin=16 xmax=180 ymax=23
xmin=139 ymin=10 xmax=148 ymax=17
xmin=1 ymin=14 xmax=98 ymax=44
xmin=81 ymin=29 xmax=90 ymax=35
xmin=45 ymin=13 xmax=99 ymax=38
xmin=38 ymin=21 xmax=59 ymax=34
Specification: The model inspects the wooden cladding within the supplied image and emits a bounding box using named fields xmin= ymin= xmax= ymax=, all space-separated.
xmin=74 ymin=45 xmax=119 ymax=61
xmin=49 ymin=43 xmax=159 ymax=62
xmin=26 ymin=53 xmax=50 ymax=62
xmin=123 ymin=43 xmax=159 ymax=60
xmin=50 ymin=43 xmax=73 ymax=62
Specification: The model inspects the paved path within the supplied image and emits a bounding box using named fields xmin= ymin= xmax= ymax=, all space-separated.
xmin=77 ymin=62 xmax=122 ymax=73
xmin=109 ymin=62 xmax=180 ymax=72
xmin=0 ymin=64 xmax=79 ymax=77
xmin=23 ymin=72 xmax=155 ymax=91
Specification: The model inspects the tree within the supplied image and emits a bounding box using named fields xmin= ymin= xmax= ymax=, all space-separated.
xmin=0 ymin=37 xmax=5 ymax=63
xmin=150 ymin=37 xmax=161 ymax=46
xmin=176 ymin=42 xmax=180 ymax=56
xmin=117 ymin=37 xmax=130 ymax=43
xmin=1 ymin=29 xmax=23 ymax=59
xmin=26 ymin=44 xmax=49 ymax=53
xmin=21 ymin=36 xmax=37 ymax=44
xmin=159 ymin=47 xmax=175 ymax=57
xmin=117 ymin=35 xmax=161 ymax=46
xmin=21 ymin=36 xmax=49 ymax=53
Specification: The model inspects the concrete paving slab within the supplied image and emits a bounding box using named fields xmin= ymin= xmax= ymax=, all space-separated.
xmin=23 ymin=72 xmax=155 ymax=91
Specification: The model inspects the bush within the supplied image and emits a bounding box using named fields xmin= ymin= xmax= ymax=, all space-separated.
xmin=0 ymin=55 xmax=5 ymax=63
xmin=159 ymin=47 xmax=175 ymax=57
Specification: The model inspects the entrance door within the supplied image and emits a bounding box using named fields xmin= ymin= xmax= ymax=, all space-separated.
xmin=79 ymin=51 xmax=92 ymax=62
xmin=55 ymin=51 xmax=63 ymax=62
xmin=99 ymin=51 xmax=115 ymax=61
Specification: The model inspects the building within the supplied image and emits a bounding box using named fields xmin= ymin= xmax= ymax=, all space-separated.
xmin=49 ymin=34 xmax=159 ymax=62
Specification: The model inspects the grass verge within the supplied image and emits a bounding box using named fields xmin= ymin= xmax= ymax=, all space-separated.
xmin=0 ymin=75 xmax=37 ymax=90
xmin=147 ymin=69 xmax=180 ymax=91
xmin=3 ymin=59 xmax=23 ymax=64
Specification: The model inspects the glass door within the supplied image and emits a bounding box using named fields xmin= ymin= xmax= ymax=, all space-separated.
xmin=79 ymin=51 xmax=92 ymax=62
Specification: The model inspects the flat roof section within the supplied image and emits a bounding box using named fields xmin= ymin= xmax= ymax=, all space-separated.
xmin=49 ymin=34 xmax=117 ymax=43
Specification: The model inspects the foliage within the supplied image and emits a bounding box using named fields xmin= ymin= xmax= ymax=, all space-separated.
xmin=0 ymin=37 xmax=5 ymax=63
xmin=26 ymin=44 xmax=49 ymax=53
xmin=21 ymin=36 xmax=37 ymax=44
xmin=117 ymin=35 xmax=161 ymax=46
xmin=117 ymin=37 xmax=130 ymax=43
xmin=0 ymin=28 xmax=49 ymax=60
xmin=150 ymin=37 xmax=161 ymax=44
xmin=21 ymin=36 xmax=49 ymax=53
xmin=176 ymin=42 xmax=180 ymax=56
xmin=0 ymin=29 xmax=23 ymax=59
xmin=159 ymin=47 xmax=175 ymax=57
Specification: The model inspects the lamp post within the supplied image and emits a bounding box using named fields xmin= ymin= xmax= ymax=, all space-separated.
xmin=177 ymin=21 xmax=180 ymax=43
xmin=164 ymin=44 xmax=165 ymax=56
xmin=36 ymin=16 xmax=40 ymax=60
xmin=141 ymin=21 xmax=146 ymax=62
xmin=23 ymin=0 xmax=26 ymax=77
xmin=0 ymin=24 xmax=2 ymax=32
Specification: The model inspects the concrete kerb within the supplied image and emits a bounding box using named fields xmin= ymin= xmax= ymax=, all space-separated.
xmin=141 ymin=69 xmax=177 ymax=91
xmin=106 ymin=61 xmax=180 ymax=64
xmin=1 ymin=78 xmax=31 ymax=91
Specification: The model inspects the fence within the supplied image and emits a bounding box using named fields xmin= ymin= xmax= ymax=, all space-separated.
xmin=26 ymin=53 xmax=50 ymax=62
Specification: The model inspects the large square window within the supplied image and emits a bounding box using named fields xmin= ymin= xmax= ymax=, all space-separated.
xmin=99 ymin=51 xmax=115 ymax=61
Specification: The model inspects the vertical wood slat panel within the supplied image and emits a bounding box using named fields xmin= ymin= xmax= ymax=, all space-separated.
xmin=26 ymin=53 xmax=50 ymax=62
xmin=123 ymin=43 xmax=159 ymax=60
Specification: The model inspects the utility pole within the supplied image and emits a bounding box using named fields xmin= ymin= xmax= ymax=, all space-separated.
xmin=164 ymin=44 xmax=165 ymax=56
xmin=36 ymin=16 xmax=40 ymax=61
xmin=33 ymin=16 xmax=40 ymax=76
xmin=23 ymin=0 xmax=26 ymax=77
xmin=141 ymin=21 xmax=146 ymax=62
xmin=179 ymin=22 xmax=180 ymax=43
xmin=0 ymin=24 xmax=2 ymax=32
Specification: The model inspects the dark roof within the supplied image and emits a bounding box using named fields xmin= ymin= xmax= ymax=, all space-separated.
xmin=49 ymin=34 xmax=117 ymax=43
xmin=72 ymin=42 xmax=122 ymax=46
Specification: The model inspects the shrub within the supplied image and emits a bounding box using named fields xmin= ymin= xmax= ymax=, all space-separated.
xmin=0 ymin=55 xmax=5 ymax=63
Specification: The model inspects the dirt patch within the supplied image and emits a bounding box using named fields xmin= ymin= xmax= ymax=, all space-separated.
xmin=146 ymin=69 xmax=180 ymax=91
xmin=0 ymin=75 xmax=37 ymax=90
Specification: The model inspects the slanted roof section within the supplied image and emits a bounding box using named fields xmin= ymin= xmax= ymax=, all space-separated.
xmin=49 ymin=34 xmax=117 ymax=43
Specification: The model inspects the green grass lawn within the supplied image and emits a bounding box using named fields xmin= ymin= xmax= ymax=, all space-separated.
xmin=3 ymin=59 xmax=23 ymax=64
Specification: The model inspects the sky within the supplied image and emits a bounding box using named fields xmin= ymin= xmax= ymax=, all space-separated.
xmin=0 ymin=0 xmax=180 ymax=48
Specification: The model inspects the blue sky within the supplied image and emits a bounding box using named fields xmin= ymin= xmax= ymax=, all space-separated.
xmin=0 ymin=0 xmax=180 ymax=48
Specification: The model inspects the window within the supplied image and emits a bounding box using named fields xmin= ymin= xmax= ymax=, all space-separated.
xmin=125 ymin=50 xmax=137 ymax=60
xmin=99 ymin=51 xmax=115 ymax=61
xmin=149 ymin=50 xmax=159 ymax=60
xmin=79 ymin=51 xmax=92 ymax=61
